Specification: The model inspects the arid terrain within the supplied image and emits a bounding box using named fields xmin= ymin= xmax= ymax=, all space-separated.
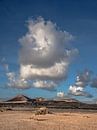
xmin=0 ymin=110 xmax=97 ymax=130
xmin=0 ymin=95 xmax=97 ymax=130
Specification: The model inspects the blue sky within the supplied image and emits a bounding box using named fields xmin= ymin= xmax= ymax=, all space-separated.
xmin=0 ymin=0 xmax=97 ymax=101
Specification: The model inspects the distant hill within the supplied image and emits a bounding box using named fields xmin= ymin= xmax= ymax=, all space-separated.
xmin=53 ymin=97 xmax=79 ymax=103
xmin=1 ymin=94 xmax=97 ymax=110
xmin=7 ymin=95 xmax=32 ymax=102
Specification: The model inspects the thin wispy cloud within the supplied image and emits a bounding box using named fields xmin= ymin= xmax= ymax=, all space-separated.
xmin=0 ymin=57 xmax=9 ymax=72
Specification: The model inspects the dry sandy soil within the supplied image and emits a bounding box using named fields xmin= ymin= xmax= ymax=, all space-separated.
xmin=0 ymin=110 xmax=97 ymax=130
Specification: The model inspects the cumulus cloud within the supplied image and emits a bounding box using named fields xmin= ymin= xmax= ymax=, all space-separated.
xmin=15 ymin=17 xmax=78 ymax=90
xmin=20 ymin=61 xmax=68 ymax=80
xmin=6 ymin=72 xmax=30 ymax=89
xmin=33 ymin=80 xmax=57 ymax=91
xmin=19 ymin=17 xmax=75 ymax=68
xmin=57 ymin=91 xmax=65 ymax=98
xmin=6 ymin=71 xmax=57 ymax=91
xmin=69 ymin=85 xmax=83 ymax=96
xmin=69 ymin=85 xmax=92 ymax=98
xmin=69 ymin=70 xmax=93 ymax=98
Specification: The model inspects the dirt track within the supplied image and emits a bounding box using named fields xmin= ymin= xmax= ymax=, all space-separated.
xmin=0 ymin=111 xmax=97 ymax=130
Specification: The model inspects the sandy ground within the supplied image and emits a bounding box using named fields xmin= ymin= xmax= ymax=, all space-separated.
xmin=0 ymin=110 xmax=97 ymax=130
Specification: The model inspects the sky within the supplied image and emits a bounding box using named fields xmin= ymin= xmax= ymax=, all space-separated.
xmin=0 ymin=0 xmax=97 ymax=101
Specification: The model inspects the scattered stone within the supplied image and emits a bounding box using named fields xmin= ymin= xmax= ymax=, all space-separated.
xmin=0 ymin=108 xmax=5 ymax=112
xmin=35 ymin=107 xmax=52 ymax=115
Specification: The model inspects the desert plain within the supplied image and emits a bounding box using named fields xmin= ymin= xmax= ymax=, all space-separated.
xmin=0 ymin=110 xmax=97 ymax=130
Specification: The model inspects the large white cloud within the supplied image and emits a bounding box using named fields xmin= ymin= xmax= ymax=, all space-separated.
xmin=7 ymin=17 xmax=78 ymax=90
xmin=19 ymin=17 xmax=75 ymax=68
xmin=20 ymin=61 xmax=69 ymax=80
